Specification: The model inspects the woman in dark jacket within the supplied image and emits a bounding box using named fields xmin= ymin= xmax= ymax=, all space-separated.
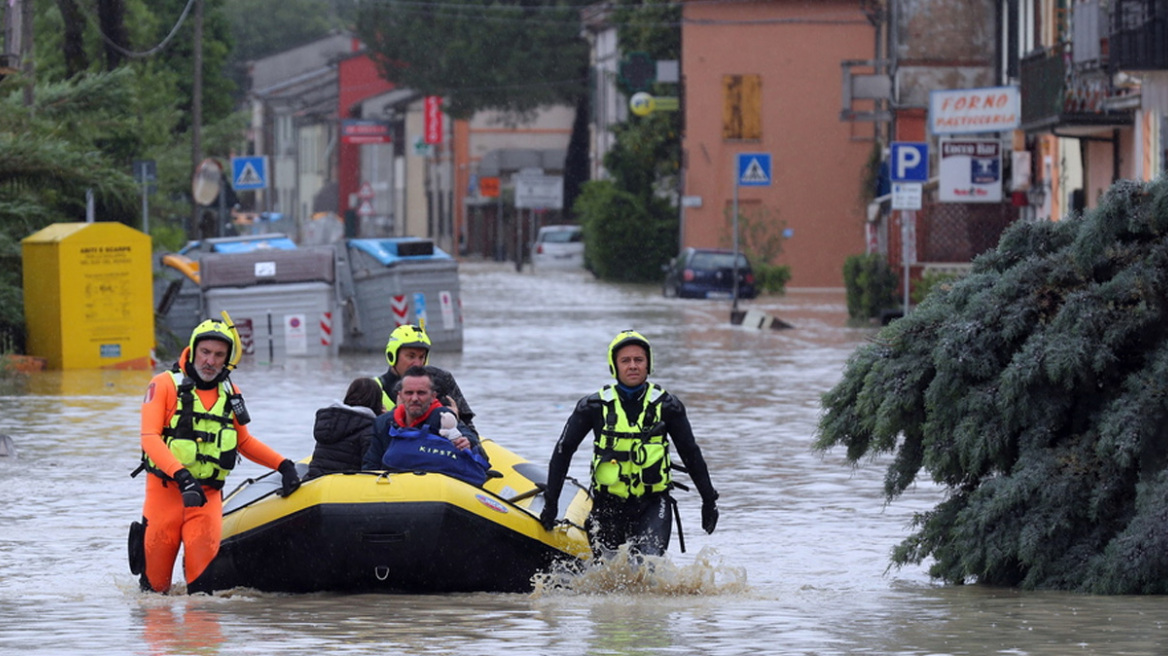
xmin=307 ymin=378 xmax=385 ymax=478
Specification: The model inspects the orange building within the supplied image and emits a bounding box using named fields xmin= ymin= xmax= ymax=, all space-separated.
xmin=680 ymin=0 xmax=878 ymax=288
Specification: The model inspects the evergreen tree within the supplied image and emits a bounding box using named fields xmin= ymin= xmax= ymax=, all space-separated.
xmin=0 ymin=70 xmax=141 ymax=352
xmin=815 ymin=176 xmax=1168 ymax=593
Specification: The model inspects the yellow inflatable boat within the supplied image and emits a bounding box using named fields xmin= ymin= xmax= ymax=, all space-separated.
xmin=187 ymin=439 xmax=592 ymax=594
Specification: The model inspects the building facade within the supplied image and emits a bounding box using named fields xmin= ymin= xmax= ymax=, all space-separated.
xmin=680 ymin=0 xmax=878 ymax=288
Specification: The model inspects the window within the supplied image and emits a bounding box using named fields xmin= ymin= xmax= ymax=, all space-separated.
xmin=723 ymin=74 xmax=762 ymax=141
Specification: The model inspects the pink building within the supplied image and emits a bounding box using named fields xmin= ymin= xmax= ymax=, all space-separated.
xmin=681 ymin=0 xmax=877 ymax=288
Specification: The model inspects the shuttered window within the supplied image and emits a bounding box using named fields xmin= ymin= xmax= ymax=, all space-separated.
xmin=722 ymin=74 xmax=761 ymax=141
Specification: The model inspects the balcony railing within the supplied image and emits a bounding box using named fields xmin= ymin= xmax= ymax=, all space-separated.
xmin=1021 ymin=47 xmax=1067 ymax=130
xmin=1110 ymin=0 xmax=1168 ymax=70
xmin=1020 ymin=43 xmax=1133 ymax=133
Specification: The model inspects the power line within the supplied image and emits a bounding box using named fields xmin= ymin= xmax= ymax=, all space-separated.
xmin=79 ymin=0 xmax=198 ymax=59
xmin=356 ymin=0 xmax=867 ymax=28
xmin=431 ymin=75 xmax=589 ymax=95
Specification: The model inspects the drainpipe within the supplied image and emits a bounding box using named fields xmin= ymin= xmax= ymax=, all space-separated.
xmin=1112 ymin=128 xmax=1120 ymax=183
xmin=888 ymin=0 xmax=899 ymax=141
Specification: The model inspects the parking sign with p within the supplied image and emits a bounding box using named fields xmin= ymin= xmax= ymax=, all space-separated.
xmin=891 ymin=142 xmax=929 ymax=182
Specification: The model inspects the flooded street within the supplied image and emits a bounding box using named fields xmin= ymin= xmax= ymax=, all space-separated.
xmin=1 ymin=260 xmax=1166 ymax=655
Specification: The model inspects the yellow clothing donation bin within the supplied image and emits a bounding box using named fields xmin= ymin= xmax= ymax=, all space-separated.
xmin=22 ymin=222 xmax=155 ymax=370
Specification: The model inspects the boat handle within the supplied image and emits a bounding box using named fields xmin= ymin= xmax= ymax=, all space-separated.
xmin=506 ymin=484 xmax=545 ymax=503
xmin=375 ymin=566 xmax=390 ymax=581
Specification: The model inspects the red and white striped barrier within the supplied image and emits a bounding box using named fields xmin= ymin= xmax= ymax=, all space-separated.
xmin=237 ymin=318 xmax=256 ymax=355
xmin=320 ymin=312 xmax=333 ymax=347
xmin=391 ymin=295 xmax=408 ymax=326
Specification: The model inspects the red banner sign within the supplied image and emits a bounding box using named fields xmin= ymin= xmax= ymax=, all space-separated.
xmin=424 ymin=96 xmax=443 ymax=145
xmin=479 ymin=176 xmax=500 ymax=198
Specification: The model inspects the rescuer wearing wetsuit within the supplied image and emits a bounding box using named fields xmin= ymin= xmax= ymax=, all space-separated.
xmin=540 ymin=330 xmax=720 ymax=556
xmin=130 ymin=318 xmax=301 ymax=593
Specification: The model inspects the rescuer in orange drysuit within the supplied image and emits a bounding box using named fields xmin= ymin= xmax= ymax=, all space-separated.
xmin=129 ymin=317 xmax=300 ymax=593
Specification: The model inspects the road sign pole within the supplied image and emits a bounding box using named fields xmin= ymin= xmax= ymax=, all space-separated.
xmin=219 ymin=175 xmax=227 ymax=238
xmin=141 ymin=179 xmax=149 ymax=234
xmin=729 ymin=152 xmax=770 ymax=325
xmin=495 ymin=194 xmax=503 ymax=261
xmin=901 ymin=210 xmax=915 ymax=316
xmin=515 ymin=208 xmax=523 ymax=272
xmin=732 ymin=164 xmax=740 ymax=315
xmin=902 ymin=211 xmax=910 ymax=315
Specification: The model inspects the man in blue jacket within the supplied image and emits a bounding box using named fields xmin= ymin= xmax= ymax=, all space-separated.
xmin=364 ymin=366 xmax=489 ymax=485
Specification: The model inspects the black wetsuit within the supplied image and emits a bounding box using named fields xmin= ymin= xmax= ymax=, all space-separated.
xmin=543 ymin=384 xmax=718 ymax=556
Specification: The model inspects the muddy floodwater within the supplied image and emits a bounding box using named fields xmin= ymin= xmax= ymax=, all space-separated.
xmin=1 ymin=261 xmax=1166 ymax=655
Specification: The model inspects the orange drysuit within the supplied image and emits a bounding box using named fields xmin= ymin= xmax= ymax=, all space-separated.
xmin=138 ymin=348 xmax=286 ymax=593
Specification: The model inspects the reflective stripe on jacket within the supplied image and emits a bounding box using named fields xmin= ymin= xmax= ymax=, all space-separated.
xmin=591 ymin=383 xmax=671 ymax=498
xmin=374 ymin=376 xmax=398 ymax=414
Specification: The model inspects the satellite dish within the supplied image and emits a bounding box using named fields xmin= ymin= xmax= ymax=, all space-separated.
xmin=191 ymin=158 xmax=222 ymax=206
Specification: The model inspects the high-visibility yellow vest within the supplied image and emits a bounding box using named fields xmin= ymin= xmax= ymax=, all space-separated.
xmin=591 ymin=384 xmax=671 ymax=498
xmin=146 ymin=372 xmax=239 ymax=488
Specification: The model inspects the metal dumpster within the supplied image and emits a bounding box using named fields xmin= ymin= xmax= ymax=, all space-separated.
xmin=200 ymin=246 xmax=340 ymax=359
xmin=338 ymin=237 xmax=463 ymax=353
xmin=155 ymin=233 xmax=302 ymax=350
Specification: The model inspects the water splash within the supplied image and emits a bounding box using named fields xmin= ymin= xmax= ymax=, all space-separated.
xmin=530 ymin=546 xmax=749 ymax=597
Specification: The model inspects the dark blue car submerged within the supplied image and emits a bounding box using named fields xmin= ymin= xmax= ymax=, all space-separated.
xmin=663 ymin=248 xmax=757 ymax=299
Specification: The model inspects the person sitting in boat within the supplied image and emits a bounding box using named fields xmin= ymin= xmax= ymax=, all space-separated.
xmin=131 ymin=317 xmax=301 ymax=593
xmin=307 ymin=377 xmax=386 ymax=479
xmin=374 ymin=324 xmax=477 ymax=437
xmin=364 ymin=366 xmax=491 ymax=486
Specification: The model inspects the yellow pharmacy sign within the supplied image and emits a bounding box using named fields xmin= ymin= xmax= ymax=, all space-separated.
xmin=22 ymin=222 xmax=155 ymax=370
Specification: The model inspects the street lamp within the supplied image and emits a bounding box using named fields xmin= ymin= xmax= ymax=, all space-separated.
xmin=1027 ymin=184 xmax=1046 ymax=220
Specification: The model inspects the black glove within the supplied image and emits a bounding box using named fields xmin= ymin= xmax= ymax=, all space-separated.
xmin=173 ymin=468 xmax=206 ymax=508
xmin=278 ymin=459 xmax=301 ymax=497
xmin=539 ymin=504 xmax=558 ymax=531
xmin=701 ymin=497 xmax=719 ymax=534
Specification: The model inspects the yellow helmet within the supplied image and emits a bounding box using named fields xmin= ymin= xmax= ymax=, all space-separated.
xmin=385 ymin=324 xmax=431 ymax=367
xmin=607 ymin=330 xmax=652 ymax=379
xmin=189 ymin=319 xmax=235 ymax=362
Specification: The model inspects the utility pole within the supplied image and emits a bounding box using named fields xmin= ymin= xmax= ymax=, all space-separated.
xmin=190 ymin=0 xmax=204 ymax=236
xmin=20 ymin=0 xmax=34 ymax=110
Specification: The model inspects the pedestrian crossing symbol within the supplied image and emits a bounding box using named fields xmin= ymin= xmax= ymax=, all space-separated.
xmin=236 ymin=163 xmax=262 ymax=186
xmin=736 ymin=153 xmax=771 ymax=187
xmin=231 ymin=156 xmax=269 ymax=191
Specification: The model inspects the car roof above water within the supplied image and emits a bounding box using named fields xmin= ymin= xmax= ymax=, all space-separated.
xmin=686 ymin=248 xmax=749 ymax=268
xmin=536 ymin=225 xmax=582 ymax=243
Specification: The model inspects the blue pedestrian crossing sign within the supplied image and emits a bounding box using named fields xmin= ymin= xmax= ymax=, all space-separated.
xmin=231 ymin=156 xmax=269 ymax=191
xmin=737 ymin=153 xmax=771 ymax=187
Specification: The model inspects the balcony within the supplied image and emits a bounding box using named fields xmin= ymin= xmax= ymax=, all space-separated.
xmin=1019 ymin=43 xmax=1134 ymax=135
xmin=1110 ymin=0 xmax=1168 ymax=70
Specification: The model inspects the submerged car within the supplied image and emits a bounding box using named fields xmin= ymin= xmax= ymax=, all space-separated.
xmin=531 ymin=224 xmax=584 ymax=271
xmin=662 ymin=248 xmax=757 ymax=299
